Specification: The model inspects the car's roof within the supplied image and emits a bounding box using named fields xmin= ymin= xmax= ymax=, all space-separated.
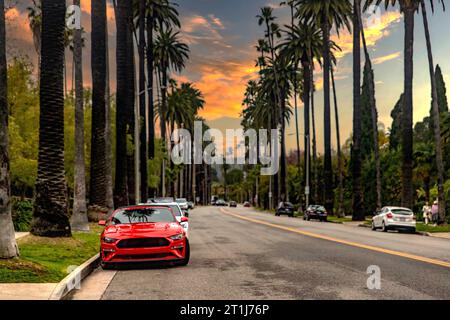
xmin=385 ymin=206 xmax=412 ymax=211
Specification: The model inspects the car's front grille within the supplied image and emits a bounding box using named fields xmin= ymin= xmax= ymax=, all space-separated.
xmin=114 ymin=253 xmax=175 ymax=260
xmin=117 ymin=238 xmax=170 ymax=249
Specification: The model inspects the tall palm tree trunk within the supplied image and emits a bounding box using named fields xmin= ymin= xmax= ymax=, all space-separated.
xmin=331 ymin=68 xmax=344 ymax=217
xmin=114 ymin=0 xmax=129 ymax=208
xmin=311 ymin=68 xmax=318 ymax=203
xmin=358 ymin=9 xmax=381 ymax=211
xmin=401 ymin=6 xmax=415 ymax=210
xmin=160 ymin=67 xmax=168 ymax=197
xmin=105 ymin=11 xmax=114 ymax=213
xmin=0 ymin=0 xmax=19 ymax=257
xmin=302 ymin=55 xmax=311 ymax=209
xmin=31 ymin=0 xmax=71 ymax=237
xmin=280 ymin=88 xmax=288 ymax=201
xmin=90 ymin=0 xmax=107 ymax=211
xmin=71 ymin=0 xmax=89 ymax=231
xmin=322 ymin=18 xmax=334 ymax=215
xmin=138 ymin=0 xmax=148 ymax=202
xmin=421 ymin=1 xmax=446 ymax=223
xmin=352 ymin=0 xmax=364 ymax=221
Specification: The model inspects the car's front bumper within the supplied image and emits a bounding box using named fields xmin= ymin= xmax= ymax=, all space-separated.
xmin=101 ymin=239 xmax=186 ymax=263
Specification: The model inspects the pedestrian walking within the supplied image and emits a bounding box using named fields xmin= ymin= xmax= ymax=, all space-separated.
xmin=422 ymin=202 xmax=431 ymax=225
xmin=431 ymin=201 xmax=439 ymax=225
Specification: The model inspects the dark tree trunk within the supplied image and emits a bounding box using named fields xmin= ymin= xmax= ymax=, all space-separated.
xmin=160 ymin=68 xmax=168 ymax=197
xmin=331 ymin=69 xmax=344 ymax=217
xmin=90 ymin=0 xmax=107 ymax=209
xmin=322 ymin=19 xmax=333 ymax=215
xmin=114 ymin=0 xmax=130 ymax=208
xmin=302 ymin=55 xmax=311 ymax=208
xmin=147 ymin=9 xmax=155 ymax=159
xmin=352 ymin=0 xmax=364 ymax=221
xmin=401 ymin=7 xmax=415 ymax=210
xmin=31 ymin=0 xmax=71 ymax=237
xmin=421 ymin=1 xmax=446 ymax=223
xmin=311 ymin=68 xmax=318 ymax=204
xmin=71 ymin=0 xmax=89 ymax=231
xmin=279 ymin=87 xmax=288 ymax=201
xmin=0 ymin=0 xmax=19 ymax=257
xmin=138 ymin=0 xmax=148 ymax=202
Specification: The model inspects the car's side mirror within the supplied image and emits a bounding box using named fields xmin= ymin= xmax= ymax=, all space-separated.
xmin=181 ymin=217 xmax=189 ymax=223
xmin=98 ymin=220 xmax=107 ymax=226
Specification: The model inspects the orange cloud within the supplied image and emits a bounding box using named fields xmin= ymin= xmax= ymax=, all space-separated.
xmin=373 ymin=51 xmax=401 ymax=64
xmin=180 ymin=61 xmax=259 ymax=120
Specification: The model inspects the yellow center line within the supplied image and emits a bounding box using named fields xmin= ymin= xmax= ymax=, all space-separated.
xmin=220 ymin=208 xmax=450 ymax=269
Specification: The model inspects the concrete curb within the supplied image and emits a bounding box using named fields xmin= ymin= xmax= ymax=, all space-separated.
xmin=49 ymin=253 xmax=100 ymax=300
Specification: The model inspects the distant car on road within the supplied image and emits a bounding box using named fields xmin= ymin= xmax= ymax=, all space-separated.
xmin=176 ymin=198 xmax=189 ymax=211
xmin=372 ymin=206 xmax=416 ymax=233
xmin=229 ymin=201 xmax=237 ymax=207
xmin=276 ymin=202 xmax=295 ymax=217
xmin=98 ymin=205 xmax=189 ymax=269
xmin=243 ymin=201 xmax=251 ymax=208
xmin=215 ymin=199 xmax=228 ymax=206
xmin=304 ymin=205 xmax=327 ymax=222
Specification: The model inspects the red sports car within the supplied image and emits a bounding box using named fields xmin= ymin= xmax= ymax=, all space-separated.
xmin=98 ymin=205 xmax=190 ymax=269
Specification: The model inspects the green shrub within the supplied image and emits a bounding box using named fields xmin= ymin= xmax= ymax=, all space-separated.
xmin=12 ymin=198 xmax=33 ymax=232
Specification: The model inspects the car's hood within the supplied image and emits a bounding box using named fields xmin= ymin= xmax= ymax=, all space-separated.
xmin=103 ymin=222 xmax=183 ymax=238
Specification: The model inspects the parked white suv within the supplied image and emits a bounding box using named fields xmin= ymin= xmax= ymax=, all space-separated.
xmin=144 ymin=201 xmax=189 ymax=237
xmin=372 ymin=206 xmax=416 ymax=233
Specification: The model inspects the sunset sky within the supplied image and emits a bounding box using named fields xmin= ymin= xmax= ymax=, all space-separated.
xmin=5 ymin=0 xmax=450 ymax=153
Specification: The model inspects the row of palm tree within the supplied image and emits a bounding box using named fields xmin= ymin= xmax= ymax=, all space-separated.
xmin=242 ymin=0 xmax=446 ymax=222
xmin=0 ymin=0 xmax=207 ymax=256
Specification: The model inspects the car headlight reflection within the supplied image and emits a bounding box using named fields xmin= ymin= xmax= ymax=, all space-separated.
xmin=170 ymin=233 xmax=185 ymax=241
xmin=102 ymin=237 xmax=118 ymax=244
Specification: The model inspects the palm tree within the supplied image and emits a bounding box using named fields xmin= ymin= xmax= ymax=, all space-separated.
xmin=352 ymin=0 xmax=364 ymax=220
xmin=0 ymin=0 xmax=19 ymax=258
xmin=71 ymin=0 xmax=89 ymax=231
xmin=297 ymin=0 xmax=352 ymax=215
xmin=366 ymin=0 xmax=418 ymax=210
xmin=138 ymin=0 xmax=148 ymax=202
xmin=145 ymin=0 xmax=180 ymax=161
xmin=27 ymin=0 xmax=41 ymax=80
xmin=31 ymin=0 xmax=71 ymax=237
xmin=331 ymin=68 xmax=344 ymax=217
xmin=154 ymin=28 xmax=189 ymax=196
xmin=90 ymin=0 xmax=107 ymax=211
xmin=419 ymin=0 xmax=446 ymax=223
xmin=114 ymin=0 xmax=131 ymax=208
xmin=278 ymin=20 xmax=323 ymax=208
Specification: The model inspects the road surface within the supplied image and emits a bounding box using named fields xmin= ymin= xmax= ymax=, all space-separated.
xmin=71 ymin=206 xmax=450 ymax=300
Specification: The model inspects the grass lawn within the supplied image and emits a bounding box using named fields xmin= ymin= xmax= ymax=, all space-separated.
xmin=327 ymin=216 xmax=354 ymax=224
xmin=0 ymin=224 xmax=102 ymax=283
xmin=416 ymin=223 xmax=450 ymax=233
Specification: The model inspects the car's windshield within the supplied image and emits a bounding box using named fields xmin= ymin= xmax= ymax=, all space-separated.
xmin=316 ymin=206 xmax=326 ymax=211
xmin=285 ymin=202 xmax=293 ymax=207
xmin=391 ymin=209 xmax=413 ymax=216
xmin=111 ymin=208 xmax=176 ymax=225
xmin=176 ymin=198 xmax=187 ymax=203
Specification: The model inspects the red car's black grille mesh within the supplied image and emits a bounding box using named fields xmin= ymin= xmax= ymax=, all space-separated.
xmin=117 ymin=238 xmax=170 ymax=248
xmin=115 ymin=253 xmax=175 ymax=260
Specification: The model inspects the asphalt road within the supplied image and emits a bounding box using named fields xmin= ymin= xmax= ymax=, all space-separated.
xmin=73 ymin=206 xmax=450 ymax=300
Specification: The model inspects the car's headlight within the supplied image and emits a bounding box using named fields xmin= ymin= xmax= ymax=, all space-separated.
xmin=102 ymin=237 xmax=118 ymax=244
xmin=170 ymin=233 xmax=185 ymax=240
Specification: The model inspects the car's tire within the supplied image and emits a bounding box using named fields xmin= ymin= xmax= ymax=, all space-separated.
xmin=100 ymin=260 xmax=115 ymax=270
xmin=382 ymin=222 xmax=388 ymax=232
xmin=371 ymin=221 xmax=377 ymax=231
xmin=175 ymin=239 xmax=190 ymax=267
xmin=303 ymin=215 xmax=307 ymax=220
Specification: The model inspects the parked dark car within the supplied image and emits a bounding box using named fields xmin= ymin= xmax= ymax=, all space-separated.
xmin=229 ymin=201 xmax=237 ymax=207
xmin=276 ymin=202 xmax=295 ymax=217
xmin=304 ymin=205 xmax=327 ymax=222
xmin=243 ymin=201 xmax=251 ymax=208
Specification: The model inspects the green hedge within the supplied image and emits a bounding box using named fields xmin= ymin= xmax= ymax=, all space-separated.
xmin=12 ymin=198 xmax=33 ymax=232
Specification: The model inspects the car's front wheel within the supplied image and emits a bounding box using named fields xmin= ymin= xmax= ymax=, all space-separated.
xmin=371 ymin=221 xmax=377 ymax=231
xmin=382 ymin=221 xmax=388 ymax=232
xmin=100 ymin=260 xmax=115 ymax=270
